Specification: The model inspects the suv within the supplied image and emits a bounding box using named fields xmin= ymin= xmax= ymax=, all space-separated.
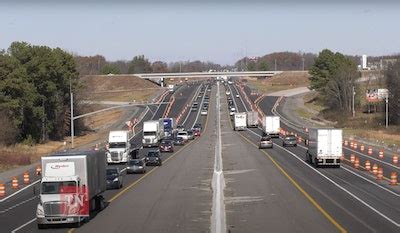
xmin=145 ymin=150 xmax=162 ymax=166
xmin=259 ymin=136 xmax=273 ymax=149
xmin=282 ymin=135 xmax=297 ymax=147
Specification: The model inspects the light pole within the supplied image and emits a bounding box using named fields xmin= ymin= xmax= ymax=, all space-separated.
xmin=352 ymin=86 xmax=356 ymax=118
xmin=70 ymin=92 xmax=74 ymax=149
xmin=70 ymin=79 xmax=74 ymax=149
xmin=385 ymin=96 xmax=389 ymax=128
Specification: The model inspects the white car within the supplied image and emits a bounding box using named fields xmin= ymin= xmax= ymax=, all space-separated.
xmin=236 ymin=94 xmax=240 ymax=98
xmin=177 ymin=131 xmax=189 ymax=141
xmin=226 ymin=91 xmax=231 ymax=95
xmin=230 ymin=107 xmax=236 ymax=112
xmin=201 ymin=109 xmax=208 ymax=115
xmin=229 ymin=111 xmax=235 ymax=116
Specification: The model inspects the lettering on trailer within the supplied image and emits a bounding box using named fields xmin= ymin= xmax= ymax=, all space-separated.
xmin=45 ymin=162 xmax=75 ymax=177
xmin=59 ymin=185 xmax=89 ymax=216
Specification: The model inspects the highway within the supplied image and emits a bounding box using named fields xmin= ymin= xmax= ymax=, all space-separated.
xmin=1 ymin=80 xmax=400 ymax=233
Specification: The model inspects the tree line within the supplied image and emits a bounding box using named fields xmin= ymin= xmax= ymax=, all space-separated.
xmin=0 ymin=42 xmax=80 ymax=145
xmin=309 ymin=49 xmax=400 ymax=127
xmin=74 ymin=55 xmax=227 ymax=76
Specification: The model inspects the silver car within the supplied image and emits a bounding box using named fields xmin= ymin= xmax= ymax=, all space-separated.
xmin=126 ymin=159 xmax=146 ymax=174
xmin=259 ymin=136 xmax=273 ymax=149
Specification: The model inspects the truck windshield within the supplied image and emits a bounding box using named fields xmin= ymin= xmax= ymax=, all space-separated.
xmin=41 ymin=181 xmax=77 ymax=194
xmin=109 ymin=142 xmax=126 ymax=148
xmin=144 ymin=131 xmax=156 ymax=136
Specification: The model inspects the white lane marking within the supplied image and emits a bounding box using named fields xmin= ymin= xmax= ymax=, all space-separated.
xmin=11 ymin=218 xmax=36 ymax=233
xmin=211 ymin=81 xmax=226 ymax=233
xmin=341 ymin=166 xmax=400 ymax=197
xmin=0 ymin=180 xmax=40 ymax=203
xmin=191 ymin=85 xmax=209 ymax=129
xmin=245 ymin=128 xmax=400 ymax=227
xmin=0 ymin=196 xmax=37 ymax=214
xmin=182 ymin=84 xmax=202 ymax=126
xmin=232 ymin=84 xmax=249 ymax=112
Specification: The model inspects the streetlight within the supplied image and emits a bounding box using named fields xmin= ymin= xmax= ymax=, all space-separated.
xmin=70 ymin=79 xmax=74 ymax=149
xmin=352 ymin=86 xmax=356 ymax=118
xmin=385 ymin=95 xmax=389 ymax=128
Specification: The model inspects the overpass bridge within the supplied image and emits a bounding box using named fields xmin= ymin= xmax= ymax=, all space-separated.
xmin=133 ymin=71 xmax=282 ymax=86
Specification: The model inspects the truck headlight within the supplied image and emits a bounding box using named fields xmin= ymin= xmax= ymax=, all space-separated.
xmin=113 ymin=177 xmax=119 ymax=182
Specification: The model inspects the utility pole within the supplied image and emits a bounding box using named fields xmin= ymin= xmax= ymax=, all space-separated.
xmin=385 ymin=96 xmax=389 ymax=128
xmin=274 ymin=59 xmax=277 ymax=71
xmin=70 ymin=79 xmax=74 ymax=149
xmin=302 ymin=57 xmax=305 ymax=71
xmin=70 ymin=92 xmax=74 ymax=149
xmin=352 ymin=86 xmax=356 ymax=118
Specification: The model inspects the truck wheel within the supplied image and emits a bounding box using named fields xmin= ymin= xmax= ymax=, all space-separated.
xmin=37 ymin=224 xmax=46 ymax=229
xmin=314 ymin=159 xmax=319 ymax=168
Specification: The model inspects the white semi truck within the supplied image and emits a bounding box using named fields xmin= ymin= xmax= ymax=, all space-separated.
xmin=106 ymin=130 xmax=132 ymax=164
xmin=142 ymin=119 xmax=164 ymax=147
xmin=306 ymin=128 xmax=342 ymax=167
xmin=262 ymin=116 xmax=280 ymax=138
xmin=36 ymin=151 xmax=107 ymax=228
xmin=246 ymin=111 xmax=259 ymax=128
xmin=233 ymin=112 xmax=247 ymax=131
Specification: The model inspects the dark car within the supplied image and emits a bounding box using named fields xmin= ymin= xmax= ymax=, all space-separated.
xmin=259 ymin=136 xmax=273 ymax=149
xmin=126 ymin=159 xmax=146 ymax=174
xmin=283 ymin=135 xmax=297 ymax=147
xmin=106 ymin=168 xmax=123 ymax=189
xmin=173 ymin=137 xmax=185 ymax=146
xmin=187 ymin=130 xmax=195 ymax=140
xmin=193 ymin=123 xmax=202 ymax=131
xmin=145 ymin=150 xmax=162 ymax=166
xmin=160 ymin=140 xmax=174 ymax=152
xmin=176 ymin=125 xmax=185 ymax=131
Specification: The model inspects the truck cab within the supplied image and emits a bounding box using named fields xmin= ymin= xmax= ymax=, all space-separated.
xmin=142 ymin=120 xmax=163 ymax=147
xmin=36 ymin=152 xmax=106 ymax=228
xmin=106 ymin=131 xmax=131 ymax=164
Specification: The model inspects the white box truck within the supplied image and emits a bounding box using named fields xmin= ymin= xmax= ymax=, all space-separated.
xmin=142 ymin=119 xmax=163 ymax=147
xmin=233 ymin=112 xmax=247 ymax=131
xmin=36 ymin=151 xmax=107 ymax=228
xmin=262 ymin=116 xmax=280 ymax=138
xmin=306 ymin=128 xmax=342 ymax=167
xmin=246 ymin=111 xmax=259 ymax=128
xmin=106 ymin=130 xmax=132 ymax=164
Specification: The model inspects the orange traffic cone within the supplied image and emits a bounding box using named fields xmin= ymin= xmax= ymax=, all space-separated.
xmin=23 ymin=171 xmax=30 ymax=184
xmin=12 ymin=177 xmax=18 ymax=189
xmin=390 ymin=172 xmax=397 ymax=185
xmin=354 ymin=157 xmax=360 ymax=169
xmin=36 ymin=165 xmax=42 ymax=176
xmin=365 ymin=160 xmax=371 ymax=171
xmin=350 ymin=154 xmax=355 ymax=163
xmin=0 ymin=183 xmax=5 ymax=197
xmin=393 ymin=155 xmax=398 ymax=165
xmin=368 ymin=147 xmax=373 ymax=155
xmin=379 ymin=149 xmax=384 ymax=159
xmin=377 ymin=167 xmax=383 ymax=180
xmin=372 ymin=164 xmax=378 ymax=175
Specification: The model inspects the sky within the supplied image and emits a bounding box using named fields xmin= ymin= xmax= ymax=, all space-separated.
xmin=1 ymin=0 xmax=399 ymax=65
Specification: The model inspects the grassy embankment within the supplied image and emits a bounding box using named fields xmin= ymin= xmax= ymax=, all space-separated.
xmin=0 ymin=75 xmax=161 ymax=172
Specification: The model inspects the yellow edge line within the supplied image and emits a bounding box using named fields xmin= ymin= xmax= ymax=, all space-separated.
xmin=68 ymin=87 xmax=211 ymax=233
xmin=236 ymin=122 xmax=347 ymax=233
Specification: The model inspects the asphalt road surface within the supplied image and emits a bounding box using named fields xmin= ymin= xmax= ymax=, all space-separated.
xmin=2 ymin=80 xmax=400 ymax=233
